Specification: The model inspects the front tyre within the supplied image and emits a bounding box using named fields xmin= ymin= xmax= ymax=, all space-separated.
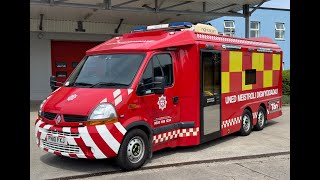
xmin=240 ymin=109 xmax=253 ymax=136
xmin=116 ymin=129 xmax=149 ymax=171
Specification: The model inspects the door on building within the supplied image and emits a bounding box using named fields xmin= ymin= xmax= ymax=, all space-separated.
xmin=200 ymin=50 xmax=222 ymax=143
xmin=51 ymin=41 xmax=102 ymax=84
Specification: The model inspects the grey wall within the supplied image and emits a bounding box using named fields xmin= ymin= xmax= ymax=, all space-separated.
xmin=30 ymin=32 xmax=113 ymax=100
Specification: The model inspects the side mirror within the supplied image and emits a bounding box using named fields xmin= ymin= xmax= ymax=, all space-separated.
xmin=50 ymin=76 xmax=57 ymax=91
xmin=151 ymin=76 xmax=165 ymax=94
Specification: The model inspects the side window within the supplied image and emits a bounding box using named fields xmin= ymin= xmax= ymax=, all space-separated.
xmin=152 ymin=54 xmax=173 ymax=87
xmin=141 ymin=61 xmax=153 ymax=90
xmin=139 ymin=53 xmax=174 ymax=95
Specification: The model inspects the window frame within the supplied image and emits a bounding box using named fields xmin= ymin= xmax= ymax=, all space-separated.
xmin=137 ymin=52 xmax=174 ymax=96
xmin=275 ymin=22 xmax=285 ymax=40
xmin=250 ymin=21 xmax=260 ymax=38
xmin=223 ymin=20 xmax=235 ymax=37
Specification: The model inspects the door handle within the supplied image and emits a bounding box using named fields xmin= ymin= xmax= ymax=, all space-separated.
xmin=173 ymin=96 xmax=179 ymax=104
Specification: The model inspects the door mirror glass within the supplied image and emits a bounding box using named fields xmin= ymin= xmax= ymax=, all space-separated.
xmin=151 ymin=76 xmax=165 ymax=94
xmin=50 ymin=76 xmax=57 ymax=91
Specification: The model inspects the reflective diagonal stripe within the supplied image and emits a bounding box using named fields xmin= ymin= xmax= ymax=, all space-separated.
xmin=35 ymin=120 xmax=44 ymax=137
xmin=114 ymin=95 xmax=122 ymax=106
xmin=113 ymin=89 xmax=121 ymax=98
xmin=78 ymin=127 xmax=107 ymax=159
xmin=100 ymin=98 xmax=108 ymax=103
xmin=96 ymin=125 xmax=120 ymax=153
xmin=114 ymin=122 xmax=126 ymax=135
xmin=43 ymin=124 xmax=53 ymax=130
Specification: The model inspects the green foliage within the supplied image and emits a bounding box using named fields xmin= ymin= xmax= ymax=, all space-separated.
xmin=282 ymin=70 xmax=290 ymax=96
xmin=282 ymin=95 xmax=290 ymax=105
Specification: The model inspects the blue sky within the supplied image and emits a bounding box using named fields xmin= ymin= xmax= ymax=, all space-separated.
xmin=261 ymin=0 xmax=290 ymax=9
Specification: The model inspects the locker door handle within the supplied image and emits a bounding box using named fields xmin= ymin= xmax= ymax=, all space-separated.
xmin=173 ymin=96 xmax=179 ymax=104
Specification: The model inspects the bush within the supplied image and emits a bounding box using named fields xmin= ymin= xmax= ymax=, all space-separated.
xmin=282 ymin=70 xmax=290 ymax=96
xmin=282 ymin=95 xmax=290 ymax=105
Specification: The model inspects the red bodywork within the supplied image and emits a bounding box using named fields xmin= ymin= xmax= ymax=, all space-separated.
xmin=35 ymin=29 xmax=282 ymax=159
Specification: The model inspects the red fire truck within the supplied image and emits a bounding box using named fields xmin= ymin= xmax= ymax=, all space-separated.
xmin=35 ymin=22 xmax=282 ymax=170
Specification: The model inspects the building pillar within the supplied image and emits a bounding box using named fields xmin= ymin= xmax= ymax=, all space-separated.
xmin=243 ymin=4 xmax=250 ymax=38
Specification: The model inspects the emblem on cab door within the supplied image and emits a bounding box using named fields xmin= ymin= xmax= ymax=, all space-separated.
xmin=67 ymin=94 xmax=77 ymax=101
xmin=157 ymin=95 xmax=167 ymax=111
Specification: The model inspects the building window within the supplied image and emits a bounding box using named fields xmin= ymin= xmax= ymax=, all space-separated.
xmin=245 ymin=69 xmax=256 ymax=85
xmin=224 ymin=20 xmax=235 ymax=37
xmin=275 ymin=23 xmax=285 ymax=40
xmin=250 ymin=21 xmax=260 ymax=38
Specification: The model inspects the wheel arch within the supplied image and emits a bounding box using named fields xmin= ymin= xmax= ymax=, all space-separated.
xmin=259 ymin=103 xmax=267 ymax=119
xmin=244 ymin=106 xmax=253 ymax=118
xmin=125 ymin=121 xmax=153 ymax=140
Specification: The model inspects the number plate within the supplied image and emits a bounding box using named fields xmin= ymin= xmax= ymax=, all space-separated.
xmin=46 ymin=135 xmax=67 ymax=145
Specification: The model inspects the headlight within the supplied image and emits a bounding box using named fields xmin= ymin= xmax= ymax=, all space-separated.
xmin=38 ymin=99 xmax=47 ymax=116
xmin=87 ymin=103 xmax=118 ymax=126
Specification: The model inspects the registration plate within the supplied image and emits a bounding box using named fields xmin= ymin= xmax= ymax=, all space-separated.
xmin=46 ymin=135 xmax=67 ymax=145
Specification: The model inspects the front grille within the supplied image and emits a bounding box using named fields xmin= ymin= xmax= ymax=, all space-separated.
xmin=42 ymin=140 xmax=80 ymax=154
xmin=63 ymin=114 xmax=88 ymax=122
xmin=43 ymin=112 xmax=57 ymax=120
xmin=46 ymin=129 xmax=79 ymax=137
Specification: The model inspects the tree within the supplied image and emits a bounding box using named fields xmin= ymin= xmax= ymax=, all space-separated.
xmin=282 ymin=70 xmax=290 ymax=95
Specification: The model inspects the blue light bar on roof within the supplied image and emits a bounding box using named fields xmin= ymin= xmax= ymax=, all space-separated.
xmin=133 ymin=25 xmax=147 ymax=32
xmin=132 ymin=22 xmax=193 ymax=32
xmin=168 ymin=22 xmax=193 ymax=28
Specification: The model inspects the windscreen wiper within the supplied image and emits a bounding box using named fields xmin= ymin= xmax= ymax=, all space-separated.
xmin=90 ymin=82 xmax=128 ymax=88
xmin=73 ymin=82 xmax=93 ymax=87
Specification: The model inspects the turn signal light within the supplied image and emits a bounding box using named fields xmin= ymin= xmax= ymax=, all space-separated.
xmin=86 ymin=118 xmax=118 ymax=126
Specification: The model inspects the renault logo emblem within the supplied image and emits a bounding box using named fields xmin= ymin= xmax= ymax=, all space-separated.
xmin=56 ymin=115 xmax=62 ymax=124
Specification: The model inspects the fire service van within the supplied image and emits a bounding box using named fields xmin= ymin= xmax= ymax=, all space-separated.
xmin=35 ymin=22 xmax=282 ymax=170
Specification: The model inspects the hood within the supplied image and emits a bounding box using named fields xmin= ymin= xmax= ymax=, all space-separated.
xmin=43 ymin=87 xmax=134 ymax=116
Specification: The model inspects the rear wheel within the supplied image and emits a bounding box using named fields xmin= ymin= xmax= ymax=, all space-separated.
xmin=240 ymin=109 xmax=253 ymax=136
xmin=254 ymin=106 xmax=266 ymax=131
xmin=116 ymin=129 xmax=149 ymax=171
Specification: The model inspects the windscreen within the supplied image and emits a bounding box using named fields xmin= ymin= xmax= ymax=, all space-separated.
xmin=65 ymin=54 xmax=145 ymax=88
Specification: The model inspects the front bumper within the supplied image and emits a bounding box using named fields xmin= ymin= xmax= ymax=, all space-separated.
xmin=35 ymin=118 xmax=127 ymax=159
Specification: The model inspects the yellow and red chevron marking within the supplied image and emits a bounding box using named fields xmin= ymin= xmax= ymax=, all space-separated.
xmin=153 ymin=127 xmax=199 ymax=144
xmin=35 ymin=118 xmax=127 ymax=159
xmin=221 ymin=51 xmax=281 ymax=94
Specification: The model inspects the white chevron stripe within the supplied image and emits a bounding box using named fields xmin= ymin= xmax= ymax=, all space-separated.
xmin=128 ymin=89 xmax=133 ymax=95
xmin=100 ymin=98 xmax=108 ymax=103
xmin=115 ymin=95 xmax=122 ymax=106
xmin=35 ymin=120 xmax=44 ymax=137
xmin=78 ymin=127 xmax=107 ymax=159
xmin=114 ymin=122 xmax=126 ymax=135
xmin=61 ymin=152 xmax=69 ymax=157
xmin=96 ymin=125 xmax=120 ymax=154
xmin=43 ymin=124 xmax=53 ymax=130
xmin=113 ymin=89 xmax=121 ymax=98
xmin=77 ymin=148 xmax=86 ymax=158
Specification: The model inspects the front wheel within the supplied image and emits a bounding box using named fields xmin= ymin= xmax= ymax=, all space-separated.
xmin=116 ymin=129 xmax=149 ymax=171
